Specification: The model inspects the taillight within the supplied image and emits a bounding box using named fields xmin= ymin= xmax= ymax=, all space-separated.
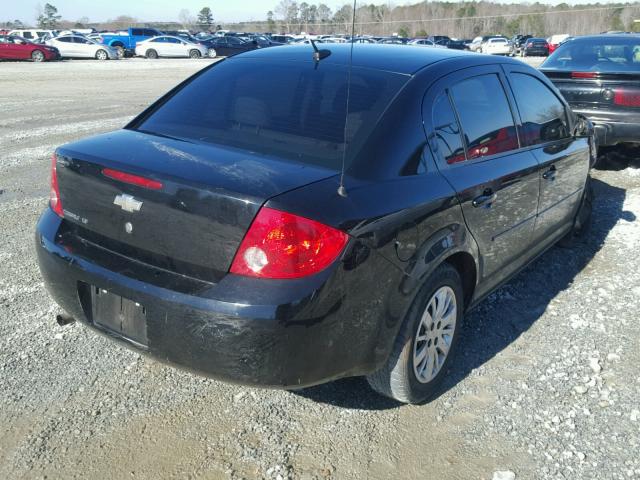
xmin=230 ymin=207 xmax=349 ymax=279
xmin=50 ymin=154 xmax=64 ymax=217
xmin=613 ymin=88 xmax=640 ymax=107
xmin=102 ymin=168 xmax=163 ymax=190
xmin=571 ymin=72 xmax=598 ymax=79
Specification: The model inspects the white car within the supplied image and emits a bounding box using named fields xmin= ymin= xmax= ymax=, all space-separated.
xmin=482 ymin=37 xmax=512 ymax=55
xmin=45 ymin=35 xmax=119 ymax=60
xmin=408 ymin=39 xmax=446 ymax=48
xmin=8 ymin=29 xmax=52 ymax=42
xmin=135 ymin=36 xmax=209 ymax=59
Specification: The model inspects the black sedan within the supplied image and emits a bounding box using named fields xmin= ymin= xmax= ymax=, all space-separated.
xmin=541 ymin=35 xmax=640 ymax=153
xmin=521 ymin=38 xmax=549 ymax=57
xmin=37 ymin=44 xmax=594 ymax=404
xmin=202 ymin=35 xmax=259 ymax=56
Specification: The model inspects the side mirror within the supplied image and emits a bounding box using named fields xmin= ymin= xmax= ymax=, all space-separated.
xmin=252 ymin=40 xmax=258 ymax=45
xmin=573 ymin=113 xmax=594 ymax=138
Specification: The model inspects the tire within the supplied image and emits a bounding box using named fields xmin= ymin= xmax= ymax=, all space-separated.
xmin=366 ymin=263 xmax=464 ymax=404
xmin=31 ymin=50 xmax=45 ymax=62
xmin=113 ymin=45 xmax=125 ymax=58
xmin=558 ymin=175 xmax=593 ymax=247
xmin=208 ymin=48 xmax=217 ymax=58
xmin=189 ymin=49 xmax=201 ymax=59
xmin=146 ymin=49 xmax=158 ymax=59
xmin=95 ymin=49 xmax=108 ymax=60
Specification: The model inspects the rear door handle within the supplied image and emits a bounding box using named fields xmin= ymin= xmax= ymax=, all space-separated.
xmin=542 ymin=165 xmax=557 ymax=181
xmin=472 ymin=189 xmax=497 ymax=208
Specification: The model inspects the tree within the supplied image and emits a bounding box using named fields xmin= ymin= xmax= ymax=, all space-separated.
xmin=179 ymin=9 xmax=195 ymax=29
xmin=267 ymin=11 xmax=276 ymax=32
xmin=316 ymin=3 xmax=332 ymax=23
xmin=37 ymin=3 xmax=61 ymax=29
xmin=197 ymin=7 xmax=214 ymax=29
xmin=397 ymin=26 xmax=410 ymax=38
xmin=275 ymin=0 xmax=299 ymax=33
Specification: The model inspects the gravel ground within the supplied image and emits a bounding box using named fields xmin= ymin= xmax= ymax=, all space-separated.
xmin=0 ymin=57 xmax=638 ymax=480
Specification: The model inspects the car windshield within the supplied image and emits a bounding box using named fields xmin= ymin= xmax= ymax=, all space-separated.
xmin=134 ymin=58 xmax=408 ymax=170
xmin=542 ymin=36 xmax=640 ymax=72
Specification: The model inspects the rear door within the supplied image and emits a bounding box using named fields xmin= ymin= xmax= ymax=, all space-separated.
xmin=424 ymin=66 xmax=540 ymax=290
xmin=503 ymin=66 xmax=590 ymax=242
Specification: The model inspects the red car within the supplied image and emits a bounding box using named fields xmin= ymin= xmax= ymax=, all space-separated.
xmin=0 ymin=35 xmax=59 ymax=62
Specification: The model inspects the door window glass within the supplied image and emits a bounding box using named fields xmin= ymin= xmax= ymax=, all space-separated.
xmin=131 ymin=29 xmax=144 ymax=36
xmin=432 ymin=92 xmax=466 ymax=164
xmin=450 ymin=74 xmax=519 ymax=160
xmin=510 ymin=73 xmax=570 ymax=146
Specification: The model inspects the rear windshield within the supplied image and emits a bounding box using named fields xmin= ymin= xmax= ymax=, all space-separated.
xmin=543 ymin=36 xmax=640 ymax=72
xmin=134 ymin=58 xmax=408 ymax=170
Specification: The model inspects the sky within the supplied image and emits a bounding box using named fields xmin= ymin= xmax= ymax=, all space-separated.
xmin=4 ymin=0 xmax=631 ymax=24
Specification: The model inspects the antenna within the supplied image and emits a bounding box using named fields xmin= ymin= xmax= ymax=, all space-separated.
xmin=310 ymin=39 xmax=331 ymax=61
xmin=337 ymin=0 xmax=357 ymax=198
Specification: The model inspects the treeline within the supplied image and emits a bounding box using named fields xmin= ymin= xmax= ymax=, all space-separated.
xmin=250 ymin=1 xmax=640 ymax=38
xmin=3 ymin=1 xmax=640 ymax=38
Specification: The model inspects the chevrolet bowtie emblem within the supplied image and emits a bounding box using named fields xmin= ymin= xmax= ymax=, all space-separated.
xmin=114 ymin=194 xmax=143 ymax=213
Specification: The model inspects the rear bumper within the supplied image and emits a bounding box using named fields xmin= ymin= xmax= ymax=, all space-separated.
xmin=35 ymin=209 xmax=382 ymax=389
xmin=573 ymin=108 xmax=640 ymax=146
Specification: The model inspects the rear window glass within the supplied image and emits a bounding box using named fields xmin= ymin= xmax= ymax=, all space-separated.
xmin=543 ymin=37 xmax=640 ymax=72
xmin=450 ymin=74 xmax=519 ymax=160
xmin=135 ymin=59 xmax=408 ymax=170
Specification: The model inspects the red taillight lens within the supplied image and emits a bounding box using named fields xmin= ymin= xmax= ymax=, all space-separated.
xmin=613 ymin=88 xmax=640 ymax=107
xmin=230 ymin=207 xmax=349 ymax=279
xmin=102 ymin=168 xmax=163 ymax=190
xmin=50 ymin=154 xmax=64 ymax=217
xmin=571 ymin=71 xmax=598 ymax=79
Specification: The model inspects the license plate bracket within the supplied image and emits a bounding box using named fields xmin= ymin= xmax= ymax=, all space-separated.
xmin=90 ymin=286 xmax=148 ymax=346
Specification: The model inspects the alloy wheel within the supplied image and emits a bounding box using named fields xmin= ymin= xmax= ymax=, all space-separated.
xmin=32 ymin=50 xmax=45 ymax=62
xmin=412 ymin=285 xmax=457 ymax=383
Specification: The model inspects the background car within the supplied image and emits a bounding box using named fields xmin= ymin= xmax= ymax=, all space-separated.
xmin=547 ymin=33 xmax=571 ymax=54
xmin=46 ymin=34 xmax=118 ymax=60
xmin=200 ymin=35 xmax=258 ymax=56
xmin=521 ymin=38 xmax=549 ymax=56
xmin=100 ymin=27 xmax=162 ymax=57
xmin=470 ymin=35 xmax=504 ymax=52
xmin=135 ymin=36 xmax=209 ymax=59
xmin=0 ymin=35 xmax=59 ymax=62
xmin=8 ymin=29 xmax=52 ymax=42
xmin=408 ymin=38 xmax=440 ymax=48
xmin=511 ymin=34 xmax=533 ymax=55
xmin=482 ymin=37 xmax=512 ymax=55
xmin=540 ymin=34 xmax=640 ymax=162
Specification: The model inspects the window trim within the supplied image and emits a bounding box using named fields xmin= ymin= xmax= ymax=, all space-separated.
xmin=501 ymin=66 xmax=573 ymax=150
xmin=429 ymin=70 xmax=522 ymax=168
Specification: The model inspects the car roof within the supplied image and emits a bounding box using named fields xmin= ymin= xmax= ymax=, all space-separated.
xmin=569 ymin=34 xmax=640 ymax=41
xmin=233 ymin=43 xmax=474 ymax=75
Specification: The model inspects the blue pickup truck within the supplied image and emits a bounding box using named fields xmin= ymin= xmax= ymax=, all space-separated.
xmin=100 ymin=27 xmax=163 ymax=57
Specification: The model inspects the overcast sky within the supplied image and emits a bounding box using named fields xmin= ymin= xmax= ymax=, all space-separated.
xmin=5 ymin=0 xmax=630 ymax=24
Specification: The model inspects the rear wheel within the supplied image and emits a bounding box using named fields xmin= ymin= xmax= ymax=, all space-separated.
xmin=558 ymin=175 xmax=593 ymax=247
xmin=113 ymin=45 xmax=125 ymax=58
xmin=95 ymin=49 xmax=108 ymax=60
xmin=366 ymin=263 xmax=463 ymax=404
xmin=31 ymin=50 xmax=45 ymax=62
xmin=208 ymin=48 xmax=217 ymax=58
xmin=189 ymin=49 xmax=201 ymax=59
xmin=146 ymin=49 xmax=158 ymax=59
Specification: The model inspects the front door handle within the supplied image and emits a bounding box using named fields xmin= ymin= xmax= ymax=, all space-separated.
xmin=472 ymin=189 xmax=497 ymax=208
xmin=542 ymin=165 xmax=557 ymax=181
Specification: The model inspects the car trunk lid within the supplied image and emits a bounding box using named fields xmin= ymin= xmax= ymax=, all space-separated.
xmin=55 ymin=129 xmax=336 ymax=283
xmin=542 ymin=70 xmax=640 ymax=112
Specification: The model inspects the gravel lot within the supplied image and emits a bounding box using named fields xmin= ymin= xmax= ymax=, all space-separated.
xmin=1 ymin=56 xmax=639 ymax=480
